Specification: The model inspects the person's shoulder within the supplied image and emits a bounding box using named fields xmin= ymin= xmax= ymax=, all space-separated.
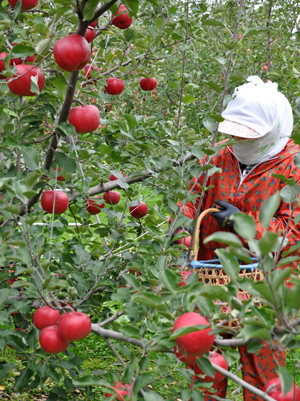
xmin=214 ymin=139 xmax=231 ymax=157
xmin=281 ymin=138 xmax=299 ymax=158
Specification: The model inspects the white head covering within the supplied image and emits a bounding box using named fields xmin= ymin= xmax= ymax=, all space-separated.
xmin=218 ymin=76 xmax=293 ymax=165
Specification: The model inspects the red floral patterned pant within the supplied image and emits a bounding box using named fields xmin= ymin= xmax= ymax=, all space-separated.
xmin=191 ymin=343 xmax=286 ymax=401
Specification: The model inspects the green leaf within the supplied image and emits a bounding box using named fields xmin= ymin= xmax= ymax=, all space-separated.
xmin=119 ymin=325 xmax=141 ymax=339
xmin=243 ymin=26 xmax=269 ymax=38
xmin=195 ymin=356 xmax=215 ymax=378
xmin=205 ymin=80 xmax=221 ymax=92
xmin=96 ymin=144 xmax=113 ymax=155
xmin=170 ymin=324 xmax=210 ymax=340
xmin=272 ymin=174 xmax=296 ymax=186
xmin=280 ymin=185 xmax=300 ymax=203
xmin=73 ymin=375 xmax=109 ymax=387
xmin=124 ymin=114 xmax=138 ymax=130
xmin=238 ymin=325 xmax=271 ymax=342
xmin=200 ymin=284 xmax=228 ymax=302
xmin=131 ymin=292 xmax=166 ymax=310
xmin=231 ymin=212 xmax=256 ymax=240
xmin=122 ymin=359 xmax=137 ymax=384
xmin=123 ymin=0 xmax=139 ymax=14
xmin=158 ymin=269 xmax=178 ymax=292
xmin=122 ymin=273 xmax=139 ymax=290
xmin=293 ymin=152 xmax=300 ymax=168
xmin=21 ymin=146 xmax=39 ymax=170
xmin=276 ymin=365 xmax=293 ymax=397
xmin=83 ymin=0 xmax=100 ymax=20
xmin=0 ymin=363 xmax=14 ymax=381
xmin=35 ymin=38 xmax=52 ymax=62
xmin=286 ymin=284 xmax=300 ymax=309
xmin=11 ymin=45 xmax=35 ymax=58
xmin=204 ymin=232 xmax=243 ymax=248
xmin=277 ymin=256 xmax=300 ymax=268
xmin=155 ymin=17 xmax=164 ymax=29
xmin=133 ymin=373 xmax=155 ymax=393
xmin=0 ymin=289 xmax=11 ymax=307
xmin=202 ymin=19 xmax=224 ymax=27
xmin=259 ymin=191 xmax=280 ymax=229
xmin=53 ymin=151 xmax=76 ymax=174
xmin=258 ymin=232 xmax=278 ymax=255
xmin=13 ymin=0 xmax=22 ymax=19
xmin=215 ymin=248 xmax=240 ymax=282
xmin=271 ymin=268 xmax=293 ymax=292
xmin=191 ymin=390 xmax=205 ymax=401
xmin=182 ymin=95 xmax=196 ymax=104
xmin=144 ymin=391 xmax=164 ymax=401
xmin=30 ymin=74 xmax=41 ymax=95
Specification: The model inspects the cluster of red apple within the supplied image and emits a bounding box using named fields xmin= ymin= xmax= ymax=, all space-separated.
xmin=173 ymin=312 xmax=300 ymax=400
xmin=172 ymin=312 xmax=228 ymax=383
xmin=41 ymin=171 xmax=148 ymax=218
xmin=33 ymin=305 xmax=91 ymax=354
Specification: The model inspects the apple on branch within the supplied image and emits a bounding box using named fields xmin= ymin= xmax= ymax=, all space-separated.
xmin=7 ymin=65 xmax=45 ymax=96
xmin=68 ymin=105 xmax=100 ymax=134
xmin=140 ymin=77 xmax=157 ymax=91
xmin=8 ymin=0 xmax=38 ymax=11
xmin=53 ymin=34 xmax=91 ymax=72
xmin=129 ymin=201 xmax=148 ymax=219
xmin=105 ymin=77 xmax=124 ymax=95
xmin=85 ymin=28 xmax=96 ymax=43
xmin=103 ymin=191 xmax=121 ymax=205
xmin=39 ymin=326 xmax=70 ymax=354
xmin=173 ymin=312 xmax=215 ymax=357
xmin=41 ymin=190 xmax=69 ymax=214
xmin=193 ymin=352 xmax=228 ymax=383
xmin=263 ymin=377 xmax=300 ymax=401
xmin=112 ymin=5 xmax=133 ymax=30
xmin=58 ymin=312 xmax=91 ymax=341
xmin=33 ymin=306 xmax=61 ymax=331
xmin=86 ymin=196 xmax=105 ymax=215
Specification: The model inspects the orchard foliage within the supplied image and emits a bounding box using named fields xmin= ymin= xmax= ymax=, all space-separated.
xmin=0 ymin=0 xmax=300 ymax=400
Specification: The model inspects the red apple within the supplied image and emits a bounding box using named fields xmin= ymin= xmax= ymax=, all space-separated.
xmin=53 ymin=167 xmax=66 ymax=182
xmin=41 ymin=190 xmax=69 ymax=214
xmin=193 ymin=352 xmax=228 ymax=383
xmin=263 ymin=65 xmax=268 ymax=70
xmin=33 ymin=306 xmax=61 ymax=331
xmin=109 ymin=172 xmax=126 ymax=181
xmin=7 ymin=65 xmax=45 ymax=96
xmin=0 ymin=52 xmax=8 ymax=79
xmin=84 ymin=64 xmax=102 ymax=80
xmin=68 ymin=105 xmax=100 ymax=134
xmin=112 ymin=5 xmax=133 ymax=30
xmin=103 ymin=191 xmax=121 ymax=205
xmin=129 ymin=201 xmax=148 ymax=218
xmin=140 ymin=77 xmax=157 ymax=91
xmin=85 ymin=28 xmax=96 ymax=43
xmin=263 ymin=378 xmax=300 ymax=401
xmin=53 ymin=34 xmax=91 ymax=72
xmin=86 ymin=196 xmax=105 ymax=215
xmin=173 ymin=312 xmax=215 ymax=357
xmin=175 ymin=229 xmax=192 ymax=248
xmin=179 ymin=271 xmax=192 ymax=287
xmin=174 ymin=345 xmax=197 ymax=364
xmin=105 ymin=381 xmax=133 ymax=400
xmin=90 ymin=19 xmax=98 ymax=28
xmin=26 ymin=54 xmax=35 ymax=63
xmin=8 ymin=0 xmax=38 ymax=10
xmin=39 ymin=326 xmax=70 ymax=354
xmin=105 ymin=77 xmax=124 ymax=95
xmin=58 ymin=312 xmax=91 ymax=341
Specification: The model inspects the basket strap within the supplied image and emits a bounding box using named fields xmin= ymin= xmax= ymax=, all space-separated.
xmin=192 ymin=208 xmax=219 ymax=260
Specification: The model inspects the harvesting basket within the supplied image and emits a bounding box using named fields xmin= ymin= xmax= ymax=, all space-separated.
xmin=186 ymin=208 xmax=264 ymax=332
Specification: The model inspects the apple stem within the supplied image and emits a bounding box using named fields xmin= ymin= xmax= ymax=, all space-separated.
xmin=72 ymin=98 xmax=85 ymax=107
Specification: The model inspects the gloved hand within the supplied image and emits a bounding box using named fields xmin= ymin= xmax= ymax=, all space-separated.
xmin=210 ymin=199 xmax=240 ymax=229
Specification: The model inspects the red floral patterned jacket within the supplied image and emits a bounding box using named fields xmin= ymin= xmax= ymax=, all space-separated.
xmin=178 ymin=139 xmax=300 ymax=263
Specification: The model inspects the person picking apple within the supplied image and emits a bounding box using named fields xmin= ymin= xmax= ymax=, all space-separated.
xmin=171 ymin=76 xmax=300 ymax=400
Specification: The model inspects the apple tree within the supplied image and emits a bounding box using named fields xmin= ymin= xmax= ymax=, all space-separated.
xmin=0 ymin=0 xmax=300 ymax=400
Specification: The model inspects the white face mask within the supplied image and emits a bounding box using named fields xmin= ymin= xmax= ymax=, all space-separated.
xmin=231 ymin=131 xmax=289 ymax=165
